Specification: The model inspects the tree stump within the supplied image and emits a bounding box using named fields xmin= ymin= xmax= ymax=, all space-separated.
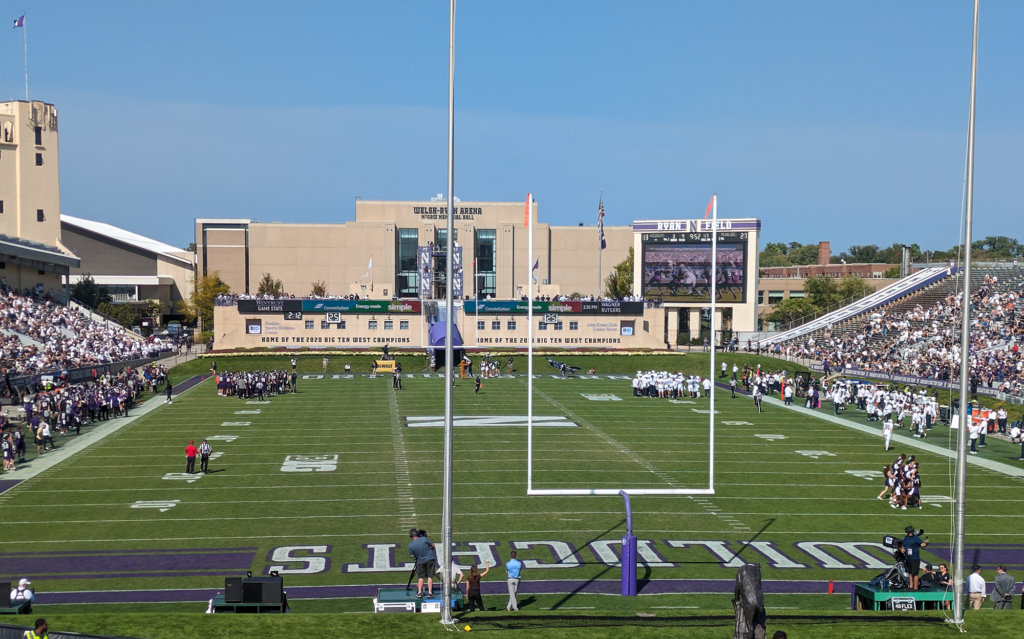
xmin=732 ymin=563 xmax=767 ymax=639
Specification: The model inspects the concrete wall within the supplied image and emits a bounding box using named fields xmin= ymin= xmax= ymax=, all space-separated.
xmin=213 ymin=304 xmax=667 ymax=351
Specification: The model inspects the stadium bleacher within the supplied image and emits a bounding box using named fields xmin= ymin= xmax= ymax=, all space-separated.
xmin=765 ymin=266 xmax=1024 ymax=397
xmin=0 ymin=291 xmax=170 ymax=378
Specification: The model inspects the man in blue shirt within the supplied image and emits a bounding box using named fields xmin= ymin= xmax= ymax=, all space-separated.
xmin=408 ymin=529 xmax=436 ymax=598
xmin=505 ymin=550 xmax=523 ymax=611
xmin=900 ymin=526 xmax=930 ymax=590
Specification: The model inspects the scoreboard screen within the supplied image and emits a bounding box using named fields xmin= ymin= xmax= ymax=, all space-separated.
xmin=641 ymin=231 xmax=748 ymax=303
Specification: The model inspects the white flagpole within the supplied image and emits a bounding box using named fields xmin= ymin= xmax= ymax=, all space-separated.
xmin=597 ymin=190 xmax=602 ymax=297
xmin=709 ymin=193 xmax=717 ymax=492
xmin=441 ymin=0 xmax=457 ymax=624
xmin=952 ymin=0 xmax=980 ymax=624
xmin=527 ymin=192 xmax=534 ymax=493
xmin=23 ymin=16 xmax=29 ymax=101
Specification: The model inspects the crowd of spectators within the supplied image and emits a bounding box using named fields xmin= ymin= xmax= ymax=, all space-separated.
xmin=0 ymin=291 xmax=169 ymax=377
xmin=771 ymin=273 xmax=1024 ymax=396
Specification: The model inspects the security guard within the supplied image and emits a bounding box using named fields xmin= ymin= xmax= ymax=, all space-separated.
xmin=23 ymin=618 xmax=48 ymax=639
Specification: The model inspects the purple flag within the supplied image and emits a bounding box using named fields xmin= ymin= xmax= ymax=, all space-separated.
xmin=13 ymin=15 xmax=24 ymax=28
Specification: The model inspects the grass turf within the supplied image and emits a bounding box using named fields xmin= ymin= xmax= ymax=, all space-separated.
xmin=3 ymin=353 xmax=1021 ymax=637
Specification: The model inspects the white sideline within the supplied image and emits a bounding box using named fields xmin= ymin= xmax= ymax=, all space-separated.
xmin=763 ymin=394 xmax=1024 ymax=479
xmin=0 ymin=380 xmax=209 ymax=488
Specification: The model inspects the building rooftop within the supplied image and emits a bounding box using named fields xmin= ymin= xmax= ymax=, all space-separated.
xmin=61 ymin=215 xmax=193 ymax=266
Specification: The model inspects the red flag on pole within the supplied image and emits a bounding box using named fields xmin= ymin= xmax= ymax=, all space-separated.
xmin=704 ymin=196 xmax=714 ymax=219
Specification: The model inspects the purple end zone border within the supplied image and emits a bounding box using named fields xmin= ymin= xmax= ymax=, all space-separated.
xmin=0 ymin=479 xmax=23 ymax=495
xmin=0 ymin=548 xmax=258 ymax=557
xmin=170 ymin=374 xmax=210 ymax=397
xmin=35 ymin=579 xmax=855 ymax=605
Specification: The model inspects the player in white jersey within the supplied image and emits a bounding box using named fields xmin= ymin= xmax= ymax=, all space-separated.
xmin=883 ymin=418 xmax=894 ymax=451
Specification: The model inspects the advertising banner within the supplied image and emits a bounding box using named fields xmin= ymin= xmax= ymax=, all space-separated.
xmin=463 ymin=300 xmax=644 ymax=315
xmin=300 ymin=300 xmax=422 ymax=314
xmin=810 ymin=364 xmax=1003 ymax=398
xmin=237 ymin=300 xmax=303 ymax=313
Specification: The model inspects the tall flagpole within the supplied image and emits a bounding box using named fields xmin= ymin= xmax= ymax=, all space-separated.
xmin=23 ymin=16 xmax=29 ymax=101
xmin=709 ymin=194 xmax=717 ymax=493
xmin=952 ymin=0 xmax=980 ymax=625
xmin=597 ymin=190 xmax=603 ymax=297
xmin=527 ymin=192 xmax=534 ymax=493
xmin=440 ymin=0 xmax=456 ymax=625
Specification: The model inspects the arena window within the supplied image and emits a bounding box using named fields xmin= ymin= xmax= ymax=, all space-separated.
xmin=304 ymin=320 xmax=314 ymax=329
xmin=368 ymin=320 xmax=378 ymax=330
xmin=400 ymin=320 xmax=409 ymax=330
xmin=384 ymin=320 xmax=393 ymax=330
xmin=538 ymin=322 xmax=547 ymax=331
xmin=554 ymin=322 xmax=563 ymax=331
xmin=491 ymin=320 xmax=501 ymax=330
xmin=507 ymin=320 xmax=516 ymax=330
xmin=477 ymin=320 xmax=486 ymax=330
xmin=569 ymin=321 xmax=578 ymax=331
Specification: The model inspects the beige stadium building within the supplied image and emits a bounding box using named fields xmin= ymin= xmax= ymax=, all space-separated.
xmin=204 ymin=202 xmax=762 ymax=351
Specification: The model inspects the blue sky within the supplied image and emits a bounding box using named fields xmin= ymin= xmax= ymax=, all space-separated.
xmin=4 ymin=1 xmax=1022 ymax=251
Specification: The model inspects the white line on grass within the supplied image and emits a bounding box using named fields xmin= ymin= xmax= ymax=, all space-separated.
xmin=389 ymin=385 xmax=417 ymax=529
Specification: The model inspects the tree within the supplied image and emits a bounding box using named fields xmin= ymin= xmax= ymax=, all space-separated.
xmin=787 ymin=243 xmax=821 ymax=266
xmin=69 ymin=274 xmax=112 ymax=308
xmin=177 ymin=271 xmax=230 ymax=330
xmin=256 ymin=273 xmax=284 ymax=297
xmin=972 ymin=236 xmax=1023 ymax=258
xmin=803 ymin=274 xmax=872 ymax=310
xmin=763 ymin=297 xmax=818 ymax=326
xmin=836 ymin=274 xmax=874 ymax=301
xmin=310 ymin=280 xmax=328 ymax=297
xmin=603 ymin=247 xmax=634 ymax=299
xmin=97 ymin=302 xmax=140 ymax=330
xmin=883 ymin=266 xmax=901 ymax=278
xmin=184 ymin=242 xmax=197 ymax=253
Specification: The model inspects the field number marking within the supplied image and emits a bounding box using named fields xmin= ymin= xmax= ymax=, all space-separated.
xmin=754 ymin=434 xmax=785 ymax=441
xmin=796 ymin=450 xmax=835 ymax=459
xmin=131 ymin=500 xmax=179 ymax=512
xmin=208 ymin=435 xmax=239 ymax=442
xmin=162 ymin=473 xmax=200 ymax=483
xmin=581 ymin=394 xmax=622 ymax=401
xmin=281 ymin=455 xmax=338 ymax=472
xmin=845 ymin=470 xmax=883 ymax=481
xmin=404 ymin=416 xmax=577 ymax=428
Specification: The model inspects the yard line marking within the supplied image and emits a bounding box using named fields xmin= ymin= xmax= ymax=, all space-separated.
xmin=525 ymin=380 xmax=687 ymax=491
xmin=765 ymin=395 xmax=1024 ymax=478
xmin=389 ymin=386 xmax=417 ymax=529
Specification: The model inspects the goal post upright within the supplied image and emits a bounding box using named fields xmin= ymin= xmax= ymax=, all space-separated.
xmin=524 ymin=194 xmax=719 ymax=498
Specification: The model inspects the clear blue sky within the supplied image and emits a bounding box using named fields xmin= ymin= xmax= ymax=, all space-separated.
xmin=5 ymin=1 xmax=1022 ymax=252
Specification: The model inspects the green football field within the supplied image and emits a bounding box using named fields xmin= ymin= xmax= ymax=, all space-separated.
xmin=2 ymin=354 xmax=1022 ymax=637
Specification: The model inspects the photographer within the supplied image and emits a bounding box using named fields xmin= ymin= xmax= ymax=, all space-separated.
xmin=408 ymin=528 xmax=436 ymax=599
xmin=900 ymin=526 xmax=929 ymax=590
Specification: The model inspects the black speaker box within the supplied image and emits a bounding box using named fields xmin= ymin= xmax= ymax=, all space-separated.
xmin=239 ymin=576 xmax=283 ymax=604
xmin=0 ymin=582 xmax=9 ymax=608
xmin=224 ymin=577 xmax=243 ymax=603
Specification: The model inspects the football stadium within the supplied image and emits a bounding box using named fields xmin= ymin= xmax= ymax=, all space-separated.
xmin=1 ymin=3 xmax=1022 ymax=639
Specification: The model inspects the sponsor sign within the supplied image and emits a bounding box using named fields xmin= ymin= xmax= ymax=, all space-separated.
xmin=246 ymin=319 xmax=262 ymax=334
xmin=237 ymin=299 xmax=303 ymax=313
xmin=812 ymin=365 xmax=1003 ymax=398
xmin=301 ymin=300 xmax=421 ymax=313
xmin=374 ymin=360 xmax=396 ymax=373
xmin=889 ymin=597 xmax=917 ymax=611
xmin=464 ymin=300 xmax=644 ymax=315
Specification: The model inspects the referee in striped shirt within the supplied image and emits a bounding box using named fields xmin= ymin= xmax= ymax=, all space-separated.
xmin=198 ymin=439 xmax=213 ymax=474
